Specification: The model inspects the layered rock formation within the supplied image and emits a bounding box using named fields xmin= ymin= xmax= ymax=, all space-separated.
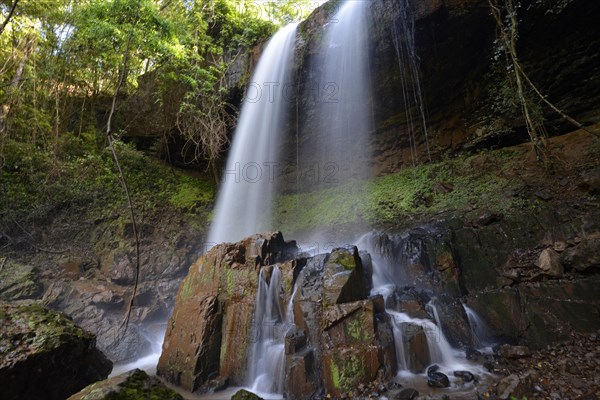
xmin=157 ymin=233 xmax=397 ymax=398
xmin=0 ymin=303 xmax=112 ymax=400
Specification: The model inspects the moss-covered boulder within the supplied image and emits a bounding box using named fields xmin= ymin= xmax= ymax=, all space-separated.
xmin=0 ymin=303 xmax=112 ymax=400
xmin=68 ymin=369 xmax=182 ymax=400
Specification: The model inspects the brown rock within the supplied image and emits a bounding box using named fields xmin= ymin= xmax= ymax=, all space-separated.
xmin=499 ymin=344 xmax=531 ymax=359
xmin=401 ymin=323 xmax=431 ymax=373
xmin=537 ymin=248 xmax=564 ymax=278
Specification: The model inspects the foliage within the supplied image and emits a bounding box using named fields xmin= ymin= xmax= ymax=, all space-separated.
xmin=0 ymin=135 xmax=215 ymax=229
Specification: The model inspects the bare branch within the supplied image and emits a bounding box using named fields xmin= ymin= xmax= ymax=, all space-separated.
xmin=0 ymin=0 xmax=19 ymax=37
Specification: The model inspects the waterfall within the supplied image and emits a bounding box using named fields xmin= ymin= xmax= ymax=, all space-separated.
xmin=463 ymin=304 xmax=494 ymax=350
xmin=247 ymin=267 xmax=296 ymax=395
xmin=299 ymin=0 xmax=372 ymax=192
xmin=207 ymin=23 xmax=298 ymax=245
xmin=357 ymin=235 xmax=464 ymax=374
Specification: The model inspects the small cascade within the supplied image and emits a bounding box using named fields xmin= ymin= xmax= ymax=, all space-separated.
xmin=207 ymin=23 xmax=298 ymax=245
xmin=247 ymin=267 xmax=296 ymax=396
xmin=357 ymin=235 xmax=468 ymax=375
xmin=463 ymin=304 xmax=494 ymax=350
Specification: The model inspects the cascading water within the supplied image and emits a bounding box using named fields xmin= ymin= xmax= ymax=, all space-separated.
xmin=247 ymin=267 xmax=296 ymax=396
xmin=357 ymin=234 xmax=467 ymax=375
xmin=463 ymin=303 xmax=494 ymax=350
xmin=207 ymin=23 xmax=298 ymax=245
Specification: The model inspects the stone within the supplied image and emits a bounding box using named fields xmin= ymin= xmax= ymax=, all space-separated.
xmin=561 ymin=235 xmax=600 ymax=272
xmin=395 ymin=388 xmax=419 ymax=399
xmin=453 ymin=370 xmax=475 ymax=382
xmin=427 ymin=371 xmax=450 ymax=388
xmin=402 ymin=323 xmax=431 ymax=373
xmin=579 ymin=167 xmax=600 ymax=194
xmin=0 ymin=303 xmax=112 ymax=400
xmin=537 ymin=248 xmax=564 ymax=277
xmin=158 ymin=232 xmax=299 ymax=391
xmin=68 ymin=369 xmax=183 ymax=400
xmin=323 ymin=246 xmax=368 ymax=306
xmin=499 ymin=344 xmax=531 ymax=359
xmin=0 ymin=261 xmax=42 ymax=301
xmin=231 ymin=389 xmax=263 ymax=400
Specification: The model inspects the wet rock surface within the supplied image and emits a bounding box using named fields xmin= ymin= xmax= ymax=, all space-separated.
xmin=0 ymin=303 xmax=112 ymax=400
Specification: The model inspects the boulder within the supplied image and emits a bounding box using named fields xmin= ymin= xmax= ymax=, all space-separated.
xmin=68 ymin=369 xmax=182 ymax=400
xmin=427 ymin=371 xmax=450 ymax=388
xmin=323 ymin=246 xmax=368 ymax=306
xmin=498 ymin=344 xmax=531 ymax=359
xmin=157 ymin=232 xmax=298 ymax=391
xmin=537 ymin=248 xmax=564 ymax=277
xmin=402 ymin=323 xmax=431 ymax=373
xmin=0 ymin=303 xmax=112 ymax=400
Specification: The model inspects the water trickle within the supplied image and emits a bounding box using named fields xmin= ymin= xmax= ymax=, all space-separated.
xmin=208 ymin=23 xmax=298 ymax=245
xmin=247 ymin=267 xmax=295 ymax=396
xmin=391 ymin=0 xmax=431 ymax=163
xmin=463 ymin=303 xmax=495 ymax=350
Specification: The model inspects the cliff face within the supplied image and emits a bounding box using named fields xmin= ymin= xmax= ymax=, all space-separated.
xmin=281 ymin=0 xmax=600 ymax=180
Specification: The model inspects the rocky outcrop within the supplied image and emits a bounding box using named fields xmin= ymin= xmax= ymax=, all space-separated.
xmin=158 ymin=234 xmax=395 ymax=398
xmin=68 ymin=369 xmax=183 ymax=400
xmin=157 ymin=232 xmax=298 ymax=391
xmin=0 ymin=303 xmax=112 ymax=400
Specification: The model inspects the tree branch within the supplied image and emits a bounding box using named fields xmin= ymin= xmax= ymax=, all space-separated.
xmin=105 ymin=0 xmax=142 ymax=333
xmin=0 ymin=0 xmax=19 ymax=37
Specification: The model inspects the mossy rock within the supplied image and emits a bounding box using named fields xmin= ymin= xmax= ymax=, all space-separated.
xmin=231 ymin=389 xmax=263 ymax=400
xmin=68 ymin=369 xmax=183 ymax=400
xmin=0 ymin=261 xmax=43 ymax=301
xmin=0 ymin=303 xmax=112 ymax=400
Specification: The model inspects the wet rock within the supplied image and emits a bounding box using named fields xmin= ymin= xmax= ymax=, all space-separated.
xmin=0 ymin=303 xmax=112 ymax=400
xmin=0 ymin=261 xmax=43 ymax=301
xmin=498 ymin=344 xmax=531 ymax=359
xmin=232 ymin=389 xmax=263 ymax=400
xmin=158 ymin=232 xmax=299 ymax=391
xmin=402 ymin=323 xmax=431 ymax=373
xmin=68 ymin=369 xmax=182 ymax=400
xmin=427 ymin=371 xmax=450 ymax=388
xmin=394 ymin=387 xmax=419 ymax=399
xmin=537 ymin=248 xmax=563 ymax=277
xmin=466 ymin=347 xmax=483 ymax=361
xmin=323 ymin=246 xmax=368 ymax=306
xmin=453 ymin=370 xmax=475 ymax=382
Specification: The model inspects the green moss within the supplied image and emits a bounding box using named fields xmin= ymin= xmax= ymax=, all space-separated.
xmin=346 ymin=319 xmax=370 ymax=342
xmin=329 ymin=354 xmax=366 ymax=393
xmin=103 ymin=369 xmax=183 ymax=400
xmin=274 ymin=149 xmax=524 ymax=235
